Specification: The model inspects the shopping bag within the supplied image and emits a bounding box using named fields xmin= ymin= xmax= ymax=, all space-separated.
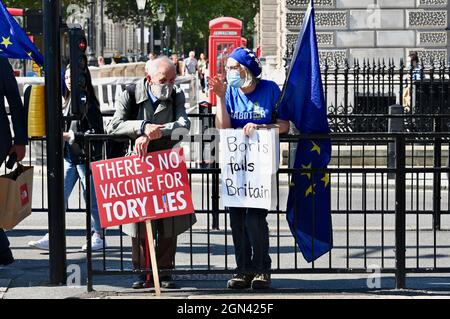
xmin=0 ymin=164 xmax=34 ymax=230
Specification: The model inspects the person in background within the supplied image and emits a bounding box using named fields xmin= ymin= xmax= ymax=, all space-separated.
xmin=204 ymin=60 xmax=210 ymax=97
xmin=171 ymin=53 xmax=183 ymax=76
xmin=111 ymin=50 xmax=123 ymax=64
xmin=148 ymin=52 xmax=157 ymax=61
xmin=28 ymin=64 xmax=105 ymax=252
xmin=209 ymin=47 xmax=290 ymax=290
xmin=183 ymin=51 xmax=197 ymax=76
xmin=197 ymin=53 xmax=207 ymax=93
xmin=408 ymin=51 xmax=421 ymax=81
xmin=0 ymin=57 xmax=28 ymax=266
xmin=97 ymin=56 xmax=105 ymax=67
xmin=403 ymin=51 xmax=422 ymax=112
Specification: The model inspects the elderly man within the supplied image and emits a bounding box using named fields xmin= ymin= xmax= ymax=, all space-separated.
xmin=107 ymin=56 xmax=195 ymax=289
xmin=183 ymin=51 xmax=198 ymax=76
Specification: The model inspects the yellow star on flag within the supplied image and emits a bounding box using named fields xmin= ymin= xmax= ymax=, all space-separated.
xmin=1 ymin=36 xmax=13 ymax=49
xmin=27 ymin=52 xmax=33 ymax=57
xmin=311 ymin=141 xmax=321 ymax=155
xmin=321 ymin=173 xmax=330 ymax=187
xmin=301 ymin=163 xmax=312 ymax=180
xmin=305 ymin=184 xmax=316 ymax=197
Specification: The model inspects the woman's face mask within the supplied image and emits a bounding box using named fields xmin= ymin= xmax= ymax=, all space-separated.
xmin=227 ymin=70 xmax=244 ymax=88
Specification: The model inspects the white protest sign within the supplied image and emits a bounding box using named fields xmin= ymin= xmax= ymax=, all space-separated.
xmin=220 ymin=128 xmax=279 ymax=210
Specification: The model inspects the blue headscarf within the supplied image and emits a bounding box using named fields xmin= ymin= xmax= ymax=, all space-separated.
xmin=229 ymin=47 xmax=262 ymax=78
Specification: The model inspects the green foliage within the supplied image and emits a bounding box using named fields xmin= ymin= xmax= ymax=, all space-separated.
xmin=4 ymin=0 xmax=42 ymax=9
xmin=4 ymin=0 xmax=88 ymax=11
xmin=5 ymin=0 xmax=260 ymax=55
xmin=105 ymin=0 xmax=259 ymax=55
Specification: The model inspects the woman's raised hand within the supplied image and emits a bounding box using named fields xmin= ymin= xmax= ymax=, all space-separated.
xmin=207 ymin=75 xmax=227 ymax=98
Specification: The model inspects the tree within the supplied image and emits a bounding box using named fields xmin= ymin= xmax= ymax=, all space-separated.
xmin=4 ymin=0 xmax=41 ymax=9
xmin=5 ymin=0 xmax=260 ymax=55
xmin=105 ymin=0 xmax=259 ymax=55
xmin=4 ymin=1 xmax=89 ymax=19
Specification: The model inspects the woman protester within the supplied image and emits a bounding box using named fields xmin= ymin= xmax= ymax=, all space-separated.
xmin=209 ymin=47 xmax=290 ymax=289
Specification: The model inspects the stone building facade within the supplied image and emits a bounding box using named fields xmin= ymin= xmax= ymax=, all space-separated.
xmin=93 ymin=2 xmax=137 ymax=59
xmin=98 ymin=21 xmax=136 ymax=59
xmin=257 ymin=0 xmax=450 ymax=71
xmin=67 ymin=2 xmax=138 ymax=60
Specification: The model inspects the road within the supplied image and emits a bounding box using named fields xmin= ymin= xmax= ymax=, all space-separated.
xmin=12 ymin=177 xmax=450 ymax=272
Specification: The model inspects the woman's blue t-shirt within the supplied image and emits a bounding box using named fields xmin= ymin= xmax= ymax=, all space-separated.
xmin=225 ymin=79 xmax=282 ymax=129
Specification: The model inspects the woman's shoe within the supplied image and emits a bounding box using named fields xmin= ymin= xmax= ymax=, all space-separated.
xmin=251 ymin=273 xmax=271 ymax=289
xmin=227 ymin=273 xmax=254 ymax=289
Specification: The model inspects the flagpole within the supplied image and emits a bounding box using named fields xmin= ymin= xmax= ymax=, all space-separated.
xmin=274 ymin=0 xmax=314 ymax=115
xmin=275 ymin=0 xmax=333 ymax=263
xmin=43 ymin=0 xmax=67 ymax=285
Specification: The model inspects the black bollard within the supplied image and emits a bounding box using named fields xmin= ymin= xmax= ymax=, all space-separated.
xmin=199 ymin=101 xmax=219 ymax=230
xmin=44 ymin=0 xmax=67 ymax=285
xmin=288 ymin=123 xmax=300 ymax=168
xmin=388 ymin=105 xmax=404 ymax=179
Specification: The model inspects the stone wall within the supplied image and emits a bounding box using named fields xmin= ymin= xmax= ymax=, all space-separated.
xmin=95 ymin=0 xmax=137 ymax=57
xmin=259 ymin=0 xmax=281 ymax=58
xmin=259 ymin=0 xmax=449 ymax=69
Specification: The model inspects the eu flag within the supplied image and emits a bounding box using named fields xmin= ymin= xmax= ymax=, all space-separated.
xmin=0 ymin=1 xmax=44 ymax=67
xmin=277 ymin=0 xmax=332 ymax=263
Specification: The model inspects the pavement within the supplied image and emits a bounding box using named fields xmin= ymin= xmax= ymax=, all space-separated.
xmin=2 ymin=90 xmax=450 ymax=299
xmin=3 ymin=147 xmax=450 ymax=299
xmin=0 ymin=279 xmax=10 ymax=299
xmin=3 ymin=263 xmax=450 ymax=299
xmin=2 ymin=209 xmax=450 ymax=299
xmin=2 ymin=154 xmax=450 ymax=299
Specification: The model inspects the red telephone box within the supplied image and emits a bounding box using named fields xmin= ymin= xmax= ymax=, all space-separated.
xmin=241 ymin=37 xmax=248 ymax=48
xmin=7 ymin=8 xmax=24 ymax=16
xmin=208 ymin=17 xmax=245 ymax=105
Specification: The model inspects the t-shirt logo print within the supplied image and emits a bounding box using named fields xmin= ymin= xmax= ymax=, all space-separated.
xmin=252 ymin=102 xmax=264 ymax=120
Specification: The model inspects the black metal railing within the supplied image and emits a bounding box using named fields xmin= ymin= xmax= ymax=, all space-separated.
xmin=323 ymin=59 xmax=450 ymax=133
xmin=78 ymin=131 xmax=450 ymax=292
xmin=5 ymin=111 xmax=450 ymax=292
xmin=3 ymin=60 xmax=449 ymax=292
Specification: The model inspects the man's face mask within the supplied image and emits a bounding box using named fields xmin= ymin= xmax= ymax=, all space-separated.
xmin=227 ymin=70 xmax=244 ymax=88
xmin=150 ymin=81 xmax=174 ymax=101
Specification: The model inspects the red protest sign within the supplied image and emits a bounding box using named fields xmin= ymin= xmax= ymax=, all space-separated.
xmin=91 ymin=148 xmax=194 ymax=228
